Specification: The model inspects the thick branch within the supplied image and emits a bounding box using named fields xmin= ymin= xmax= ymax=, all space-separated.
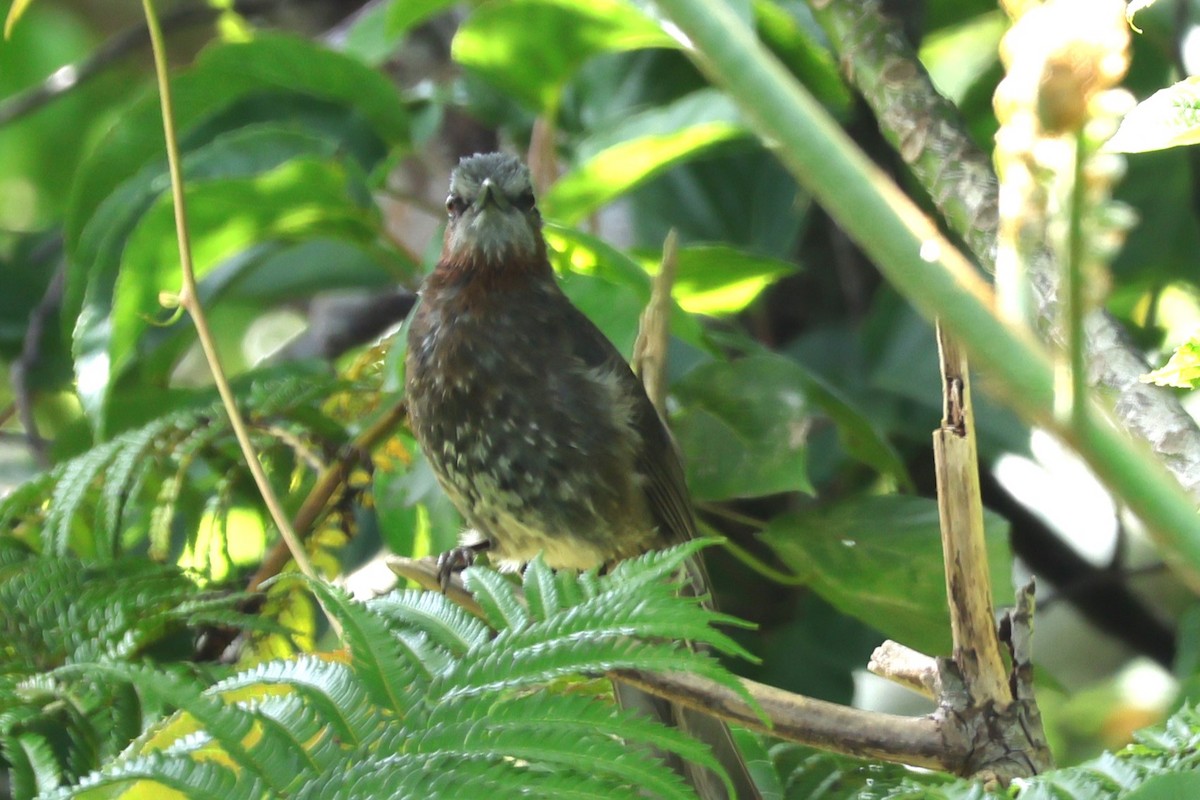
xmin=613 ymin=669 xmax=952 ymax=771
xmin=810 ymin=0 xmax=1200 ymax=502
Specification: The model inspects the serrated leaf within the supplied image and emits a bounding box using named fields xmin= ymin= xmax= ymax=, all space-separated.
xmin=463 ymin=567 xmax=531 ymax=631
xmin=301 ymin=577 xmax=423 ymax=715
xmin=760 ymin=495 xmax=1012 ymax=654
xmin=523 ymin=555 xmax=561 ymax=621
xmin=452 ymin=0 xmax=676 ymax=112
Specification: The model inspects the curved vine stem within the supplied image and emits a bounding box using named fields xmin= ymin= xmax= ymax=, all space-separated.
xmin=140 ymin=0 xmax=335 ymax=632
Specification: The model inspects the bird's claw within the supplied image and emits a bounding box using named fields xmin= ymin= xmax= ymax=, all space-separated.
xmin=435 ymin=540 xmax=491 ymax=591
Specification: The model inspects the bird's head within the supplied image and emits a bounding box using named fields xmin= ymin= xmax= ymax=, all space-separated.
xmin=442 ymin=153 xmax=543 ymax=267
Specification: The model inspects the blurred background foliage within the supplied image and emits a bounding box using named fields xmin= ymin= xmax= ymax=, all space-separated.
xmin=1 ymin=0 xmax=1199 ymax=796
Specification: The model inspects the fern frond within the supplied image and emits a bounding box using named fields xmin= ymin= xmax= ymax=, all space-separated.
xmin=420 ymin=691 xmax=724 ymax=784
xmin=439 ymin=634 xmax=729 ymax=701
xmin=366 ymin=589 xmax=490 ymax=655
xmin=210 ymin=655 xmax=385 ymax=746
xmin=294 ymin=751 xmax=647 ymax=800
xmin=300 ymin=577 xmax=424 ymax=714
xmin=523 ymin=555 xmax=561 ymax=621
xmin=463 ymin=565 xmax=531 ymax=631
xmin=40 ymin=750 xmax=250 ymax=800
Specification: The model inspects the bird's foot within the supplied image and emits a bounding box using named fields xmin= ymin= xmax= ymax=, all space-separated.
xmin=436 ymin=540 xmax=492 ymax=591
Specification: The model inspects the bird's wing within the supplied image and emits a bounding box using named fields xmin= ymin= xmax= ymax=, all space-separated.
xmin=561 ymin=302 xmax=699 ymax=546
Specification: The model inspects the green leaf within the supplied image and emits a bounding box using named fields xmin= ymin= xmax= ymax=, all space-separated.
xmin=66 ymin=34 xmax=407 ymax=260
xmin=1122 ymin=773 xmax=1200 ymax=800
xmin=387 ymin=0 xmax=461 ymax=35
xmin=917 ymin=10 xmax=1005 ymax=105
xmin=1126 ymin=0 xmax=1159 ymax=32
xmin=301 ymin=577 xmax=424 ymax=715
xmin=760 ymin=495 xmax=1012 ymax=654
xmin=673 ymin=354 xmax=815 ymax=500
xmin=546 ymin=90 xmax=747 ymax=223
xmin=74 ymin=158 xmax=377 ymax=431
xmin=792 ymin=367 xmax=912 ymax=489
xmin=4 ymin=0 xmax=35 ymax=38
xmin=1142 ymin=339 xmax=1200 ymax=388
xmin=1108 ymin=76 xmax=1200 ymax=154
xmin=452 ymin=0 xmax=677 ymax=112
xmin=545 ymin=223 xmax=708 ymax=357
xmin=647 ymin=244 xmax=796 ymax=315
xmin=753 ymin=0 xmax=852 ymax=115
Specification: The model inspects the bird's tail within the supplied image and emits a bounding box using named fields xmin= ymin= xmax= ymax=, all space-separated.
xmin=612 ymin=679 xmax=761 ymax=800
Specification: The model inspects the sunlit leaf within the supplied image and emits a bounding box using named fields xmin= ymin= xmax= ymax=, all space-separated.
xmin=546 ymin=90 xmax=748 ymax=223
xmin=761 ymin=495 xmax=1012 ymax=654
xmin=66 ymin=34 xmax=407 ymax=263
xmin=1142 ymin=339 xmax=1200 ymax=388
xmin=643 ymin=244 xmax=795 ymax=315
xmin=74 ymin=159 xmax=378 ymax=431
xmin=387 ymin=0 xmax=460 ymax=35
xmin=545 ymin=223 xmax=709 ymax=354
xmin=918 ymin=10 xmax=1006 ymax=104
xmin=3 ymin=0 xmax=35 ymax=38
xmin=452 ymin=0 xmax=676 ymax=112
xmin=1107 ymin=77 xmax=1200 ymax=154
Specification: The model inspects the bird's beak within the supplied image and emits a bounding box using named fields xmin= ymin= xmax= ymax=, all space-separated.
xmin=477 ymin=178 xmax=511 ymax=211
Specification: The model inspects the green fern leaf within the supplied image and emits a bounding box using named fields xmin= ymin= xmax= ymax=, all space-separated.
xmin=211 ymin=655 xmax=384 ymax=746
xmin=523 ymin=554 xmax=561 ymax=620
xmin=420 ymin=691 xmax=724 ymax=785
xmin=439 ymin=635 xmax=728 ymax=700
xmin=367 ymin=589 xmax=490 ymax=655
xmin=97 ymin=415 xmax=175 ymax=555
xmin=44 ymin=440 xmax=120 ymax=556
xmin=463 ymin=566 xmax=531 ymax=631
xmin=40 ymin=751 xmax=251 ymax=800
xmin=301 ymin=576 xmax=425 ymax=714
xmin=296 ymin=751 xmax=648 ymax=800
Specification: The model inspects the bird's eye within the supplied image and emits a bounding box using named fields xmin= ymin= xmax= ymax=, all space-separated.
xmin=513 ymin=190 xmax=536 ymax=212
xmin=446 ymin=195 xmax=467 ymax=217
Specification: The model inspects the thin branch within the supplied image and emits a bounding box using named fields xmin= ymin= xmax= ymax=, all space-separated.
xmin=868 ymin=640 xmax=941 ymax=700
xmin=246 ymin=399 xmax=409 ymax=594
xmin=140 ymin=0 xmax=324 ymax=600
